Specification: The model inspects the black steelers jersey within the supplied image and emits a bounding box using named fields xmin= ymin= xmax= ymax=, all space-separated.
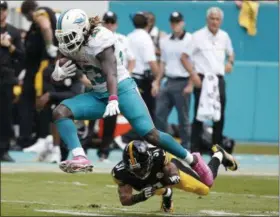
xmin=112 ymin=148 xmax=168 ymax=191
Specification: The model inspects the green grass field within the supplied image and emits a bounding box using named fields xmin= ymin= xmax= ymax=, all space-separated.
xmin=234 ymin=144 xmax=278 ymax=155
xmin=1 ymin=172 xmax=279 ymax=216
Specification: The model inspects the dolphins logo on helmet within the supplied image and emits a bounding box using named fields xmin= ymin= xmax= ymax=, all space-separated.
xmin=73 ymin=13 xmax=86 ymax=26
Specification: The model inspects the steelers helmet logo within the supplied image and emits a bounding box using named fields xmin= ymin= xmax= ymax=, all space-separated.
xmin=156 ymin=172 xmax=164 ymax=179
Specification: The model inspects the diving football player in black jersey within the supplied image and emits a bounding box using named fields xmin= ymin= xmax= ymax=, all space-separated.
xmin=112 ymin=140 xmax=238 ymax=212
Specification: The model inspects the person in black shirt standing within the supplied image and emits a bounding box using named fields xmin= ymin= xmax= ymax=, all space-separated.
xmin=18 ymin=0 xmax=58 ymax=149
xmin=0 ymin=0 xmax=25 ymax=161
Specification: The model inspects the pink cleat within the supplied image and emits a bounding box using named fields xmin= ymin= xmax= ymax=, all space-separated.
xmin=191 ymin=153 xmax=214 ymax=187
xmin=59 ymin=156 xmax=93 ymax=173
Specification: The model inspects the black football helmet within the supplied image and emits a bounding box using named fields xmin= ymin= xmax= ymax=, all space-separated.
xmin=123 ymin=141 xmax=153 ymax=180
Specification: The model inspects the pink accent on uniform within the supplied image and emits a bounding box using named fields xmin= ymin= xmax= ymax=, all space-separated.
xmin=109 ymin=95 xmax=118 ymax=101
xmin=191 ymin=152 xmax=214 ymax=187
xmin=59 ymin=156 xmax=93 ymax=173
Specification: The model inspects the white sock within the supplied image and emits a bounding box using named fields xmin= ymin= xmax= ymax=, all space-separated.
xmin=184 ymin=150 xmax=194 ymax=164
xmin=53 ymin=145 xmax=60 ymax=153
xmin=72 ymin=147 xmax=86 ymax=158
xmin=213 ymin=151 xmax=223 ymax=163
xmin=164 ymin=188 xmax=172 ymax=197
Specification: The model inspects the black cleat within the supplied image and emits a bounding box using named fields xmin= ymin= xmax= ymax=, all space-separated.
xmin=160 ymin=189 xmax=174 ymax=213
xmin=212 ymin=144 xmax=238 ymax=171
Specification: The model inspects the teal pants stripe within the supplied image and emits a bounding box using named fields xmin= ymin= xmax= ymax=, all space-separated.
xmin=61 ymin=78 xmax=154 ymax=136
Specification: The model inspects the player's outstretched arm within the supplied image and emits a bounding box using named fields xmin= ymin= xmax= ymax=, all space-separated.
xmin=96 ymin=46 xmax=118 ymax=97
xmin=96 ymin=46 xmax=120 ymax=117
xmin=118 ymin=184 xmax=155 ymax=206
xmin=34 ymin=11 xmax=57 ymax=58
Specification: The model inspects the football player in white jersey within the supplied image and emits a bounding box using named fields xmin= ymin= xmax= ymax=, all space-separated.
xmin=102 ymin=11 xmax=135 ymax=73
xmin=51 ymin=9 xmax=218 ymax=183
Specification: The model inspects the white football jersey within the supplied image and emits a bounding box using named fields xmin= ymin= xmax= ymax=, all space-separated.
xmin=62 ymin=26 xmax=130 ymax=93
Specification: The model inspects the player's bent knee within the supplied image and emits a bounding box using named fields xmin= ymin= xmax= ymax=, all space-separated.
xmin=195 ymin=185 xmax=210 ymax=196
xmin=52 ymin=104 xmax=73 ymax=121
xmin=144 ymin=129 xmax=160 ymax=145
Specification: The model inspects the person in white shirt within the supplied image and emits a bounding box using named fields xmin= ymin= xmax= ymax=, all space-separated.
xmin=152 ymin=12 xmax=192 ymax=149
xmin=103 ymin=11 xmax=135 ymax=73
xmin=181 ymin=7 xmax=235 ymax=153
xmin=127 ymin=12 xmax=159 ymax=119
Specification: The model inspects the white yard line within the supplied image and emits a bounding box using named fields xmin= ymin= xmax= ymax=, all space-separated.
xmin=2 ymin=199 xmax=182 ymax=216
xmin=35 ymin=208 xmax=185 ymax=216
xmin=3 ymin=200 xmax=277 ymax=216
xmin=45 ymin=181 xmax=88 ymax=186
xmin=200 ymin=210 xmax=240 ymax=216
xmin=210 ymin=191 xmax=279 ymax=199
xmin=247 ymin=211 xmax=279 ymax=216
xmin=35 ymin=209 xmax=111 ymax=216
xmin=0 ymin=166 xmax=111 ymax=174
xmin=1 ymin=178 xmax=88 ymax=186
xmin=200 ymin=210 xmax=278 ymax=216
xmin=105 ymin=185 xmax=117 ymax=188
xmin=1 ymin=199 xmax=66 ymax=207
xmin=1 ymin=166 xmax=278 ymax=176
xmin=1 ymin=178 xmax=28 ymax=183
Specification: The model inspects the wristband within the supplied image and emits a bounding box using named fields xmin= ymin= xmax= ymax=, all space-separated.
xmin=229 ymin=60 xmax=234 ymax=66
xmin=109 ymin=95 xmax=118 ymax=101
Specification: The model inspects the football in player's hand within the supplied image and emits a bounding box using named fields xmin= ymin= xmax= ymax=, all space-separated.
xmin=58 ymin=57 xmax=72 ymax=67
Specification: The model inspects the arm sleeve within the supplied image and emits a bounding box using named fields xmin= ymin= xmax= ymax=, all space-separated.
xmin=159 ymin=38 xmax=166 ymax=63
xmin=142 ymin=36 xmax=156 ymax=63
xmin=183 ymin=35 xmax=198 ymax=57
xmin=125 ymin=40 xmax=135 ymax=61
xmin=111 ymin=167 xmax=125 ymax=185
xmin=88 ymin=27 xmax=116 ymax=57
xmin=153 ymin=149 xmax=169 ymax=167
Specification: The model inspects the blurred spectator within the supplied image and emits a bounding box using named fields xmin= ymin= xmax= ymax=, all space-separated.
xmin=18 ymin=0 xmax=58 ymax=149
xmin=153 ymin=12 xmax=192 ymax=149
xmin=103 ymin=11 xmax=135 ymax=73
xmin=181 ymin=7 xmax=234 ymax=153
xmin=145 ymin=12 xmax=167 ymax=61
xmin=0 ymin=0 xmax=25 ymax=161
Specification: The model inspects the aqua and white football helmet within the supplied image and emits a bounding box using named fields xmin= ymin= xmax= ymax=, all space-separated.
xmin=55 ymin=9 xmax=90 ymax=54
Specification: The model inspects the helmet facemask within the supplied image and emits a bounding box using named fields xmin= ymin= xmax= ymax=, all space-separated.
xmin=126 ymin=151 xmax=153 ymax=180
xmin=55 ymin=27 xmax=88 ymax=55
